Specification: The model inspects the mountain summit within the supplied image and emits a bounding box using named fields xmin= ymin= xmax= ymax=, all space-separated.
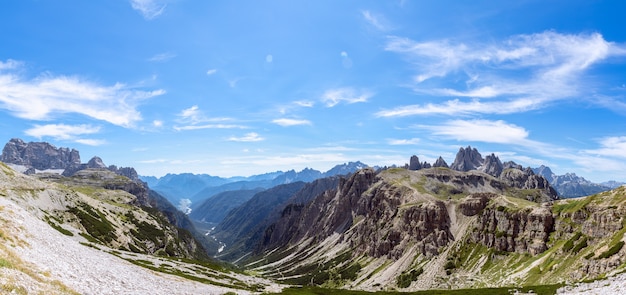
xmin=1 ymin=138 xmax=80 ymax=171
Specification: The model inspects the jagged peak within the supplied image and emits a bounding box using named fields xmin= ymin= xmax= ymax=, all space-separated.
xmin=432 ymin=156 xmax=449 ymax=168
xmin=450 ymin=145 xmax=484 ymax=172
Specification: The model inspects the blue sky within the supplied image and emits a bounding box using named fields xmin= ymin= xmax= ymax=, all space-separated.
xmin=1 ymin=0 xmax=626 ymax=182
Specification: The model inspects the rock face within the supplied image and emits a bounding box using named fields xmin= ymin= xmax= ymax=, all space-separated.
xmin=468 ymin=204 xmax=554 ymax=255
xmin=1 ymin=138 xmax=80 ymax=170
xmin=499 ymin=168 xmax=557 ymax=202
xmin=450 ymin=146 xmax=484 ymax=172
xmin=480 ymin=153 xmax=504 ymax=177
xmin=433 ymin=156 xmax=449 ymax=168
xmin=409 ymin=155 xmax=422 ymax=171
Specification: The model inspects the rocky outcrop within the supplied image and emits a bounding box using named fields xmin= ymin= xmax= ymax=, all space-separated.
xmin=459 ymin=193 xmax=493 ymax=216
xmin=1 ymin=138 xmax=80 ymax=170
xmin=259 ymin=168 xmax=453 ymax=259
xmin=499 ymin=168 xmax=557 ymax=202
xmin=470 ymin=205 xmax=554 ymax=255
xmin=450 ymin=146 xmax=484 ymax=172
xmin=433 ymin=156 xmax=449 ymax=168
xmin=409 ymin=155 xmax=422 ymax=171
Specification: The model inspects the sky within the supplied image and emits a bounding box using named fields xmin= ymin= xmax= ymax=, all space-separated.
xmin=1 ymin=0 xmax=626 ymax=182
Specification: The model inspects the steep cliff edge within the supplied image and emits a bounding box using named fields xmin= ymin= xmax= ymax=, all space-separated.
xmin=246 ymin=167 xmax=563 ymax=289
xmin=241 ymin=164 xmax=626 ymax=291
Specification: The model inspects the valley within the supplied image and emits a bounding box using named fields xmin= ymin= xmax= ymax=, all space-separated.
xmin=2 ymin=139 xmax=626 ymax=294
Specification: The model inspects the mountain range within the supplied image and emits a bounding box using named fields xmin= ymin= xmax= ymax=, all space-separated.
xmin=3 ymin=138 xmax=626 ymax=293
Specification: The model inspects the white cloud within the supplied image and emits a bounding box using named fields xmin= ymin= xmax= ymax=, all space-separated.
xmin=74 ymin=139 xmax=107 ymax=146
xmin=227 ymin=132 xmax=264 ymax=142
xmin=206 ymin=69 xmax=218 ymax=75
xmin=381 ymin=31 xmax=626 ymax=117
xmin=362 ymin=10 xmax=391 ymax=31
xmin=585 ymin=136 xmax=626 ymax=159
xmin=322 ymin=87 xmax=372 ymax=107
xmin=148 ymin=52 xmax=176 ymax=62
xmin=152 ymin=120 xmax=163 ymax=127
xmin=175 ymin=105 xmax=245 ymax=130
xmin=178 ymin=105 xmax=202 ymax=123
xmin=130 ymin=0 xmax=166 ymax=20
xmin=272 ymin=118 xmax=312 ymax=126
xmin=0 ymin=60 xmax=164 ymax=127
xmin=266 ymin=54 xmax=273 ymax=63
xmin=294 ymin=100 xmax=314 ymax=107
xmin=174 ymin=124 xmax=247 ymax=131
xmin=376 ymin=98 xmax=541 ymax=117
xmin=25 ymin=123 xmax=100 ymax=139
xmin=387 ymin=138 xmax=420 ymax=145
xmin=25 ymin=124 xmax=105 ymax=146
xmin=0 ymin=59 xmax=21 ymax=70
xmin=421 ymin=119 xmax=530 ymax=144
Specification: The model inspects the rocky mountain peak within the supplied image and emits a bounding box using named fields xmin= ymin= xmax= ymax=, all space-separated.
xmin=87 ymin=156 xmax=107 ymax=169
xmin=532 ymin=165 xmax=554 ymax=183
xmin=480 ymin=153 xmax=504 ymax=177
xmin=408 ymin=155 xmax=422 ymax=170
xmin=450 ymin=146 xmax=484 ymax=172
xmin=432 ymin=156 xmax=449 ymax=168
xmin=1 ymin=138 xmax=81 ymax=170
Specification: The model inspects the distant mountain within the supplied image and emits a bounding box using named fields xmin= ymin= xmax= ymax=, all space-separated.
xmin=602 ymin=180 xmax=626 ymax=189
xmin=147 ymin=161 xmax=370 ymax=210
xmin=140 ymin=173 xmax=232 ymax=204
xmin=189 ymin=188 xmax=264 ymax=224
xmin=532 ymin=165 xmax=623 ymax=198
xmin=323 ymin=161 xmax=368 ymax=177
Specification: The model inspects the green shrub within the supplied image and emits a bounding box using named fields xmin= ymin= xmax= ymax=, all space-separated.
xmin=598 ymin=241 xmax=625 ymax=259
xmin=572 ymin=237 xmax=588 ymax=254
xmin=396 ymin=268 xmax=423 ymax=288
xmin=69 ymin=204 xmax=115 ymax=243
xmin=563 ymin=232 xmax=582 ymax=252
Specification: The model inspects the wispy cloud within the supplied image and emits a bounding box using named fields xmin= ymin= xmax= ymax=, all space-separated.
xmin=206 ymin=69 xmax=218 ymax=75
xmin=148 ymin=52 xmax=176 ymax=62
xmin=362 ymin=10 xmax=391 ymax=31
xmin=585 ymin=136 xmax=626 ymax=159
xmin=24 ymin=124 xmax=105 ymax=146
xmin=227 ymin=132 xmax=264 ymax=142
xmin=294 ymin=100 xmax=314 ymax=107
xmin=130 ymin=0 xmax=166 ymax=20
xmin=174 ymin=124 xmax=247 ymax=131
xmin=174 ymin=105 xmax=244 ymax=130
xmin=74 ymin=139 xmax=107 ymax=146
xmin=322 ymin=87 xmax=372 ymax=107
xmin=0 ymin=60 xmax=164 ymax=127
xmin=0 ymin=59 xmax=21 ymax=70
xmin=381 ymin=31 xmax=626 ymax=117
xmin=272 ymin=118 xmax=312 ymax=127
xmin=387 ymin=138 xmax=420 ymax=145
xmin=376 ymin=98 xmax=541 ymax=117
xmin=420 ymin=119 xmax=530 ymax=145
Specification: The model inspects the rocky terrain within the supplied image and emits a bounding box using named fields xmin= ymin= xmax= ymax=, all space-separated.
xmin=3 ymin=139 xmax=626 ymax=294
xmin=207 ymin=147 xmax=626 ymax=292
xmin=0 ymin=161 xmax=280 ymax=294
